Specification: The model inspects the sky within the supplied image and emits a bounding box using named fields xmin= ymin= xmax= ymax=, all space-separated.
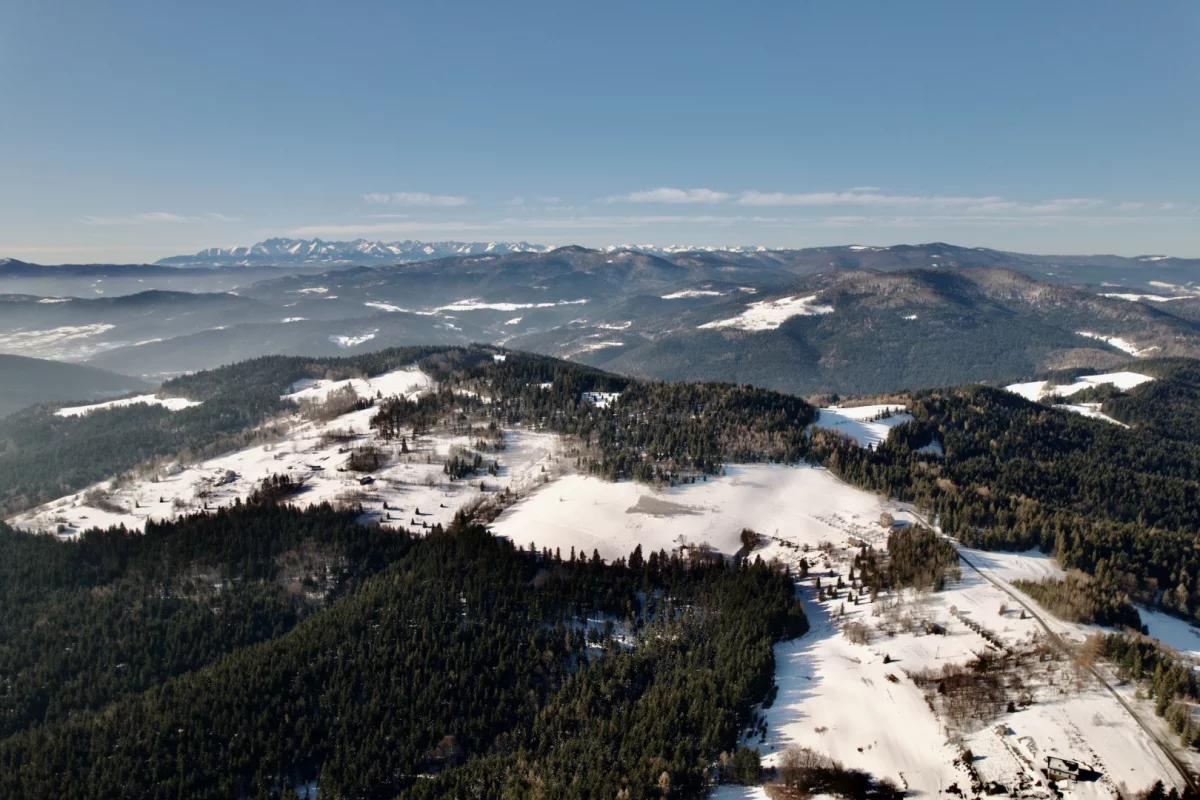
xmin=2 ymin=0 xmax=1198 ymax=263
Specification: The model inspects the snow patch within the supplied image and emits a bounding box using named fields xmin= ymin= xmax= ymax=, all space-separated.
xmin=581 ymin=391 xmax=620 ymax=409
xmin=812 ymin=405 xmax=912 ymax=448
xmin=1053 ymin=403 xmax=1127 ymax=426
xmin=1076 ymin=331 xmax=1153 ymax=357
xmin=329 ymin=332 xmax=377 ymax=348
xmin=698 ymin=295 xmax=834 ymax=331
xmin=364 ymin=301 xmax=408 ymax=313
xmin=283 ymin=367 xmax=430 ymax=405
xmin=1100 ymin=293 xmax=1184 ymax=303
xmin=661 ymin=289 xmax=723 ymax=299
xmin=56 ymin=395 xmax=202 ymax=418
xmin=567 ymin=341 xmax=625 ymax=356
xmin=437 ymin=298 xmax=589 ymax=312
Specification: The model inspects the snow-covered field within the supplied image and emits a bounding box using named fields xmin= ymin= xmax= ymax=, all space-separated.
xmin=1076 ymin=331 xmax=1156 ymax=358
xmin=1004 ymin=371 xmax=1155 ymax=428
xmin=282 ymin=368 xmax=433 ymax=404
xmin=699 ymin=295 xmax=835 ymax=331
xmin=490 ymin=464 xmax=920 ymax=563
xmin=1138 ymin=607 xmax=1200 ymax=660
xmin=55 ymin=394 xmax=203 ymax=418
xmin=1003 ymin=372 xmax=1154 ymax=425
xmin=1005 ymin=372 xmax=1155 ymax=403
xmin=812 ymin=405 xmax=912 ymax=448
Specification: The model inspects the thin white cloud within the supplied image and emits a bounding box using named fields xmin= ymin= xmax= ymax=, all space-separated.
xmin=501 ymin=215 xmax=748 ymax=229
xmin=80 ymin=212 xmax=193 ymax=226
xmin=1025 ymin=198 xmax=1103 ymax=213
xmin=604 ymin=187 xmax=731 ymax=204
xmin=285 ymin=206 xmax=1185 ymax=239
xmin=535 ymin=195 xmax=561 ymax=204
xmin=603 ymin=187 xmax=1115 ymax=216
xmin=736 ymin=190 xmax=1008 ymax=208
xmin=364 ymin=213 xmax=411 ymax=219
xmin=1160 ymin=202 xmax=1180 ymax=211
xmin=1115 ymin=202 xmax=1145 ymax=212
xmin=363 ymin=192 xmax=470 ymax=207
xmin=962 ymin=198 xmax=1104 ymax=214
xmin=505 ymin=195 xmax=526 ymax=207
xmin=797 ymin=214 xmax=1156 ymax=230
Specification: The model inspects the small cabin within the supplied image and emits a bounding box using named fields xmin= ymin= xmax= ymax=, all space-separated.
xmin=1044 ymin=755 xmax=1091 ymax=781
xmin=358 ymin=476 xmax=376 ymax=486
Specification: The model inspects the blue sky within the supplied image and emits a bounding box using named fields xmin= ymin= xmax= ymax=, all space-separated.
xmin=2 ymin=0 xmax=1198 ymax=262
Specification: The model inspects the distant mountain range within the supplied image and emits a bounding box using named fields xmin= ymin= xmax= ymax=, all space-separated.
xmin=153 ymin=238 xmax=799 ymax=267
xmin=148 ymin=238 xmax=1200 ymax=286
xmin=155 ymin=238 xmax=554 ymax=266
xmin=5 ymin=242 xmax=1200 ymax=400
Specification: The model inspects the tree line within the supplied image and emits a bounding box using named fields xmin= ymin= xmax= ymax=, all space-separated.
xmin=812 ymin=374 xmax=1200 ymax=626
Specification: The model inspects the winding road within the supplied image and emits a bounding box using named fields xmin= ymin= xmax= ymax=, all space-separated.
xmin=953 ymin=545 xmax=1197 ymax=791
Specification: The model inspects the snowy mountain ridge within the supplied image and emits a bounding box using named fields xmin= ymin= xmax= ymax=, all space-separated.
xmin=156 ymin=238 xmax=555 ymax=267
xmin=155 ymin=239 xmax=796 ymax=267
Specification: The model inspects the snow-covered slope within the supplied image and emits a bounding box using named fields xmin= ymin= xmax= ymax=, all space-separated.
xmin=11 ymin=367 xmax=560 ymax=537
xmin=1005 ymin=372 xmax=1154 ymax=402
xmin=812 ymin=405 xmax=913 ymax=448
xmin=490 ymin=464 xmax=920 ymax=562
xmin=699 ymin=295 xmax=835 ymax=331
xmin=1076 ymin=331 xmax=1157 ymax=357
xmin=1003 ymin=372 xmax=1154 ymax=425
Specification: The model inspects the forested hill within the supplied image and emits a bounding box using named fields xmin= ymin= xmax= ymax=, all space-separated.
xmin=0 ymin=347 xmax=457 ymax=515
xmin=1093 ymin=357 xmax=1200 ymax=443
xmin=0 ymin=506 xmax=805 ymax=799
xmin=0 ymin=346 xmax=814 ymax=516
xmin=809 ymin=360 xmax=1200 ymax=626
xmin=9 ymin=342 xmax=1200 ymax=628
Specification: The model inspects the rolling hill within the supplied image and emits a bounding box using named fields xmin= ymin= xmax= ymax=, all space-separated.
xmin=0 ymin=354 xmax=149 ymax=418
